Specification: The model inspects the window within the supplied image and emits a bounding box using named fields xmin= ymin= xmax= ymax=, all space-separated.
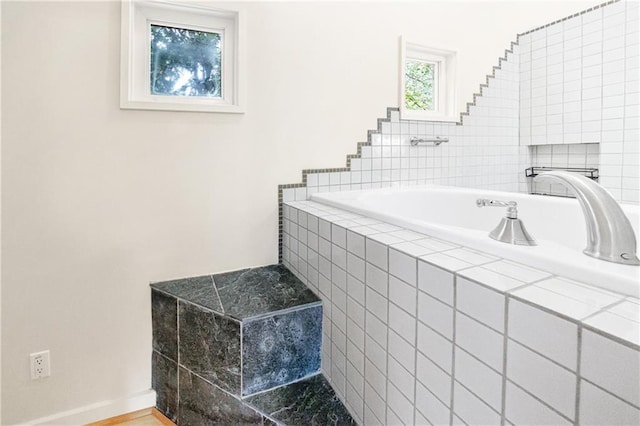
xmin=400 ymin=38 xmax=457 ymax=121
xmin=121 ymin=1 xmax=244 ymax=113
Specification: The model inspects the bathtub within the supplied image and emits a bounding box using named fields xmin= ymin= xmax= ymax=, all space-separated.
xmin=310 ymin=185 xmax=640 ymax=298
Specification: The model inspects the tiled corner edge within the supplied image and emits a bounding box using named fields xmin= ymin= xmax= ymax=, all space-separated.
xmin=277 ymin=107 xmax=398 ymax=262
xmin=517 ymin=0 xmax=620 ymax=37
xmin=458 ymin=40 xmax=519 ymax=125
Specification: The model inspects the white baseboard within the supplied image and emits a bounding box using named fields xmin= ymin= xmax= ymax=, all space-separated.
xmin=23 ymin=389 xmax=156 ymax=425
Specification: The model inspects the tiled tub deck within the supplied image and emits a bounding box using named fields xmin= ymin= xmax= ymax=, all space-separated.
xmin=282 ymin=200 xmax=640 ymax=425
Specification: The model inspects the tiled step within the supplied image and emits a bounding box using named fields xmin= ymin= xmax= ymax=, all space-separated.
xmin=150 ymin=264 xmax=355 ymax=425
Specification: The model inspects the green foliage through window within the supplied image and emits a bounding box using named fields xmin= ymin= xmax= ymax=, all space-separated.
xmin=150 ymin=25 xmax=222 ymax=97
xmin=404 ymin=60 xmax=435 ymax=111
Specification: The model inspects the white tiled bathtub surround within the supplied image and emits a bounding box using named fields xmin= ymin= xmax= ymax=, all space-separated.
xmin=519 ymin=0 xmax=640 ymax=202
xmin=282 ymin=1 xmax=640 ymax=206
xmin=282 ymin=200 xmax=640 ymax=425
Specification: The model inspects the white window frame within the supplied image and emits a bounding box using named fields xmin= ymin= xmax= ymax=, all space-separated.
xmin=121 ymin=0 xmax=244 ymax=113
xmin=400 ymin=38 xmax=457 ymax=122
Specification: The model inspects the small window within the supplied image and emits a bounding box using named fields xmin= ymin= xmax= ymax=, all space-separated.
xmin=400 ymin=38 xmax=456 ymax=121
xmin=121 ymin=1 xmax=244 ymax=113
xmin=149 ymin=24 xmax=222 ymax=98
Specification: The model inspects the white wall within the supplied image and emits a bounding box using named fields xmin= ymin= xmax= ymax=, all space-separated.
xmin=1 ymin=1 xmax=599 ymax=423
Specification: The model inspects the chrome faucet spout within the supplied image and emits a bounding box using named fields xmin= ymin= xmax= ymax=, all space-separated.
xmin=533 ymin=171 xmax=640 ymax=265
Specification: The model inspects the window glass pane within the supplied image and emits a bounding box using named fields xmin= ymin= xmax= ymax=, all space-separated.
xmin=404 ymin=60 xmax=435 ymax=111
xmin=150 ymin=24 xmax=222 ymax=98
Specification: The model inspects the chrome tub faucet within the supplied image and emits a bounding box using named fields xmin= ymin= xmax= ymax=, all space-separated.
xmin=534 ymin=171 xmax=640 ymax=266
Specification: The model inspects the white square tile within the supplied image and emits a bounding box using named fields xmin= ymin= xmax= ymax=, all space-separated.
xmin=319 ymin=219 xmax=331 ymax=240
xmin=442 ymin=248 xmax=499 ymax=265
xmin=454 ymin=348 xmax=503 ymax=411
xmin=346 ymin=316 xmax=365 ymax=350
xmin=505 ymin=381 xmax=572 ymax=426
xmin=418 ymin=260 xmax=455 ymax=306
xmin=507 ymin=340 xmax=577 ymax=419
xmin=417 ymin=352 xmax=452 ymax=405
xmin=511 ymin=278 xmax=623 ymax=320
xmin=453 ymin=382 xmax=501 ymax=426
xmin=365 ymin=262 xmax=388 ymax=297
xmin=413 ymin=238 xmax=460 ymax=252
xmin=366 ymin=311 xmax=387 ymax=349
xmin=458 ymin=266 xmax=526 ymax=293
xmin=389 ymin=275 xmax=417 ymax=315
xmin=332 ymin=224 xmax=347 ymax=248
xmin=415 ymin=381 xmax=451 ymax=426
xmin=389 ymin=302 xmax=416 ymax=344
xmin=364 ymin=382 xmax=386 ymax=424
xmin=481 ymin=260 xmax=552 ymax=283
xmin=584 ymin=303 xmax=640 ymax=346
xmin=387 ymin=382 xmax=414 ymax=425
xmin=331 ymin=244 xmax=347 ymax=270
xmin=456 ymin=312 xmax=504 ymax=372
xmin=418 ymin=291 xmax=454 ymax=339
xmin=365 ymin=238 xmax=388 ymax=271
xmin=346 ymin=230 xmax=365 ymax=258
xmin=388 ymin=355 xmax=415 ymax=400
xmin=364 ymin=357 xmax=386 ymax=396
xmin=347 ymin=274 xmax=365 ymax=305
xmin=417 ymin=321 xmax=453 ymax=373
xmin=420 ymin=252 xmax=472 ymax=272
xmin=508 ymin=299 xmax=578 ymax=370
xmin=390 ymin=241 xmax=435 ymax=258
xmin=389 ymin=328 xmax=416 ymax=373
xmin=318 ymin=236 xmax=331 ymax=260
xmin=366 ymin=286 xmax=388 ymax=322
xmin=580 ymin=380 xmax=640 ymax=426
xmin=347 ymin=338 xmax=365 ymax=375
xmin=457 ymin=277 xmax=506 ymax=332
xmin=347 ymin=252 xmax=365 ymax=282
xmin=346 ymin=360 xmax=364 ymax=394
xmin=332 ymin=264 xmax=347 ymax=292
xmin=389 ymin=248 xmax=417 ymax=286
xmin=581 ymin=330 xmax=639 ymax=406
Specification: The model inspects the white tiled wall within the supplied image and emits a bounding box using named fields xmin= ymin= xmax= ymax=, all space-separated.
xmin=282 ymin=1 xmax=640 ymax=205
xmin=519 ymin=0 xmax=640 ymax=202
xmin=282 ymin=200 xmax=640 ymax=426
xmin=281 ymin=47 xmax=521 ymax=202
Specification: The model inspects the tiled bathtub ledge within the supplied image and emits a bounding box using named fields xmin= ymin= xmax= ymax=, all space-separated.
xmin=282 ymin=200 xmax=640 ymax=425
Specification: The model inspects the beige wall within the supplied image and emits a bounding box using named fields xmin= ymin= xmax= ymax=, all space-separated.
xmin=1 ymin=1 xmax=597 ymax=423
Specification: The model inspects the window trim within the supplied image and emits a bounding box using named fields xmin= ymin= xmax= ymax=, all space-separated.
xmin=120 ymin=0 xmax=245 ymax=113
xmin=400 ymin=38 xmax=457 ymax=122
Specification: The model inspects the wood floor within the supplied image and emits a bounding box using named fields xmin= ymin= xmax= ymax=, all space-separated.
xmin=87 ymin=408 xmax=175 ymax=426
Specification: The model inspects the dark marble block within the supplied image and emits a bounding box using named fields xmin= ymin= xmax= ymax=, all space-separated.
xmin=214 ymin=264 xmax=320 ymax=320
xmin=178 ymin=367 xmax=264 ymax=426
xmin=152 ymin=351 xmax=178 ymax=423
xmin=242 ymin=305 xmax=322 ymax=396
xmin=178 ymin=301 xmax=241 ymax=395
xmin=246 ymin=374 xmax=356 ymax=426
xmin=152 ymin=290 xmax=178 ymax=361
xmin=152 ymin=275 xmax=223 ymax=313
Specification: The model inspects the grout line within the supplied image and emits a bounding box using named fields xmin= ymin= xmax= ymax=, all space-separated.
xmin=449 ymin=275 xmax=457 ymax=425
xmin=574 ymin=326 xmax=583 ymax=426
xmin=580 ymin=376 xmax=640 ymax=411
xmin=412 ymin=255 xmax=420 ymax=425
xmin=506 ymin=378 xmax=575 ymax=423
xmin=500 ymin=297 xmax=510 ymax=425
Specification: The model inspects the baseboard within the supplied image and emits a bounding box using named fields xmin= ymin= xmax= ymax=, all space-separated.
xmin=22 ymin=389 xmax=156 ymax=425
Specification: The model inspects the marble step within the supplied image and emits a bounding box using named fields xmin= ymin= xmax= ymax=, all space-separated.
xmin=151 ymin=265 xmax=356 ymax=424
xmin=151 ymin=264 xmax=322 ymax=398
xmin=167 ymin=365 xmax=356 ymax=425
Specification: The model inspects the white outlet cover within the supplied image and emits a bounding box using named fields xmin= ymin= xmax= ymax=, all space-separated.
xmin=30 ymin=350 xmax=51 ymax=379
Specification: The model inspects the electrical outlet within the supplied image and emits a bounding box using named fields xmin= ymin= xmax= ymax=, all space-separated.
xmin=30 ymin=350 xmax=51 ymax=380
